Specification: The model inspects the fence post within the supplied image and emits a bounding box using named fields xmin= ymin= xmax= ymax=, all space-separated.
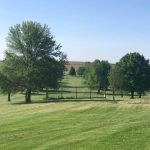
xmin=46 ymin=88 xmax=48 ymax=101
xmin=76 ymin=87 xmax=77 ymax=99
xmin=90 ymin=87 xmax=91 ymax=99
xmin=61 ymin=87 xmax=63 ymax=99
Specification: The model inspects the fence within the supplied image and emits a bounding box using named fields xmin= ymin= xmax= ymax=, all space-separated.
xmin=42 ymin=86 xmax=118 ymax=100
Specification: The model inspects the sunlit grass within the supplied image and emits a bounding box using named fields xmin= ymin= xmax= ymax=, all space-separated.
xmin=1 ymin=96 xmax=150 ymax=150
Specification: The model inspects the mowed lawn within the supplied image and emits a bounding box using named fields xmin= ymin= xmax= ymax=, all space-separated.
xmin=0 ymin=76 xmax=150 ymax=150
xmin=0 ymin=97 xmax=150 ymax=150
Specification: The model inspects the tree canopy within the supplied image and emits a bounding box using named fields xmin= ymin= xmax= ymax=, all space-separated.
xmin=77 ymin=66 xmax=86 ymax=76
xmin=108 ymin=66 xmax=124 ymax=100
xmin=117 ymin=52 xmax=150 ymax=98
xmin=2 ymin=21 xmax=66 ymax=103
xmin=69 ymin=67 xmax=76 ymax=76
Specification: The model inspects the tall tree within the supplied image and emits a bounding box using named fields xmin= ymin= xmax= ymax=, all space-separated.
xmin=84 ymin=60 xmax=111 ymax=97
xmin=84 ymin=60 xmax=100 ymax=90
xmin=108 ymin=66 xmax=124 ymax=100
xmin=4 ymin=21 xmax=66 ymax=103
xmin=98 ymin=60 xmax=111 ymax=97
xmin=117 ymin=52 xmax=150 ymax=99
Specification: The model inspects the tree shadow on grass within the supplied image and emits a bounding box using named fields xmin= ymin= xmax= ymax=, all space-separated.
xmin=12 ymin=98 xmax=121 ymax=105
xmin=20 ymin=92 xmax=45 ymax=96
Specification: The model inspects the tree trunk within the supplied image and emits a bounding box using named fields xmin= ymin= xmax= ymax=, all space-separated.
xmin=8 ymin=92 xmax=11 ymax=102
xmin=121 ymin=91 xmax=123 ymax=98
xmin=25 ymin=89 xmax=31 ymax=103
xmin=104 ymin=88 xmax=106 ymax=98
xmin=97 ymin=88 xmax=100 ymax=94
xmin=131 ymin=91 xmax=134 ymax=99
xmin=112 ymin=88 xmax=115 ymax=101
xmin=139 ymin=92 xmax=142 ymax=98
xmin=46 ymin=88 xmax=48 ymax=100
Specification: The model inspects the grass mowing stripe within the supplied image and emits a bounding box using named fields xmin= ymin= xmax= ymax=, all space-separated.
xmin=1 ymin=92 xmax=150 ymax=150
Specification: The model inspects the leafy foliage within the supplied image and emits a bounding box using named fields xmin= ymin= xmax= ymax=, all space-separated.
xmin=0 ymin=61 xmax=21 ymax=101
xmin=3 ymin=21 xmax=66 ymax=103
xmin=69 ymin=67 xmax=76 ymax=76
xmin=117 ymin=52 xmax=150 ymax=98
xmin=84 ymin=60 xmax=111 ymax=95
xmin=108 ymin=66 xmax=124 ymax=100
xmin=77 ymin=66 xmax=86 ymax=76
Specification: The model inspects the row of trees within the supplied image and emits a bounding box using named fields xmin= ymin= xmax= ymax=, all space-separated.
xmin=84 ymin=52 xmax=150 ymax=99
xmin=0 ymin=21 xmax=66 ymax=103
xmin=0 ymin=21 xmax=149 ymax=102
xmin=84 ymin=60 xmax=110 ymax=98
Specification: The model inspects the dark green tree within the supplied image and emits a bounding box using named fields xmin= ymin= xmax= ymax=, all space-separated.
xmin=84 ymin=60 xmax=111 ymax=98
xmin=117 ymin=52 xmax=150 ymax=99
xmin=99 ymin=61 xmax=111 ymax=97
xmin=4 ymin=21 xmax=66 ymax=103
xmin=0 ymin=73 xmax=12 ymax=101
xmin=77 ymin=66 xmax=86 ymax=76
xmin=69 ymin=67 xmax=76 ymax=76
xmin=0 ymin=61 xmax=20 ymax=101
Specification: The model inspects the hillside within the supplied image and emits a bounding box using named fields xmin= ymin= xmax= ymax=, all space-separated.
xmin=66 ymin=61 xmax=90 ymax=71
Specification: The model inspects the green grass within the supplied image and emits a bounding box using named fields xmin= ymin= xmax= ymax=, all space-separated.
xmin=1 ymin=97 xmax=150 ymax=150
xmin=61 ymin=75 xmax=84 ymax=87
xmin=1 ymin=76 xmax=150 ymax=150
xmin=50 ymin=76 xmax=150 ymax=101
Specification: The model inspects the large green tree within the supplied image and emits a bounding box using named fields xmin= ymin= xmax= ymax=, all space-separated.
xmin=4 ymin=21 xmax=66 ymax=103
xmin=117 ymin=52 xmax=150 ymax=99
xmin=84 ymin=60 xmax=111 ymax=97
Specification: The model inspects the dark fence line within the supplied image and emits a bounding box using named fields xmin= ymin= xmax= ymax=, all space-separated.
xmin=44 ymin=91 xmax=123 ymax=95
xmin=41 ymin=86 xmax=127 ymax=100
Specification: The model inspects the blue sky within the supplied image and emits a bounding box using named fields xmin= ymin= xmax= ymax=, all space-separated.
xmin=0 ymin=0 xmax=150 ymax=63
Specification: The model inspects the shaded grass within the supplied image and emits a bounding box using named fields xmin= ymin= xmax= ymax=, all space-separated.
xmin=48 ymin=76 xmax=150 ymax=101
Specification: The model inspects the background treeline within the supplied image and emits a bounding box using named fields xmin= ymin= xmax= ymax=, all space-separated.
xmin=82 ymin=52 xmax=150 ymax=100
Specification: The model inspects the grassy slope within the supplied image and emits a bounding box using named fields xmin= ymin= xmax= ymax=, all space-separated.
xmin=0 ymin=76 xmax=150 ymax=150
